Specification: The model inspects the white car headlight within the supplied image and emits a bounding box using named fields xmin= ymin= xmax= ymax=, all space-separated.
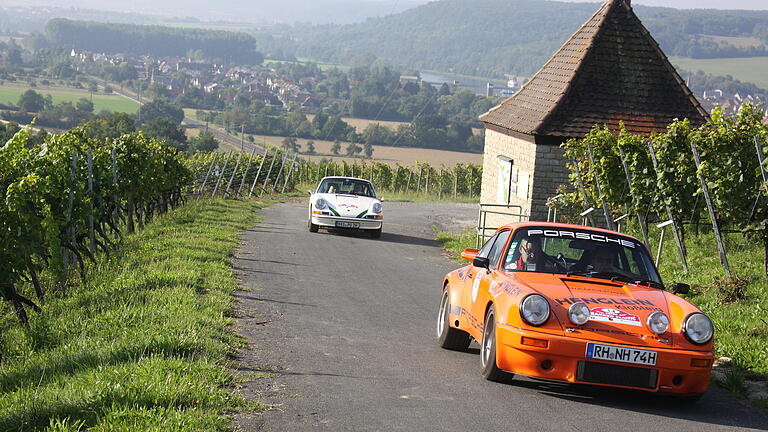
xmin=646 ymin=311 xmax=670 ymax=334
xmin=520 ymin=294 xmax=550 ymax=326
xmin=372 ymin=202 xmax=382 ymax=213
xmin=314 ymin=198 xmax=327 ymax=210
xmin=683 ymin=313 xmax=713 ymax=345
xmin=568 ymin=302 xmax=590 ymax=326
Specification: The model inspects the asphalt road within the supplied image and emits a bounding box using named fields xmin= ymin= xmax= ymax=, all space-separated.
xmin=232 ymin=201 xmax=768 ymax=432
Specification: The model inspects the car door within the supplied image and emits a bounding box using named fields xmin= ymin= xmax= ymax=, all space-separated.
xmin=470 ymin=230 xmax=511 ymax=327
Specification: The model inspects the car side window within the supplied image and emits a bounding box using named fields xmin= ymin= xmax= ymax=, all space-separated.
xmin=487 ymin=230 xmax=510 ymax=269
xmin=477 ymin=233 xmax=499 ymax=259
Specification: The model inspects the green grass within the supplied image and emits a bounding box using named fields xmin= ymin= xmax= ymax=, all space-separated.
xmin=0 ymin=199 xmax=265 ymax=431
xmin=0 ymin=84 xmax=139 ymax=114
xmin=435 ymin=225 xmax=768 ymax=376
xmin=670 ymin=56 xmax=768 ymax=90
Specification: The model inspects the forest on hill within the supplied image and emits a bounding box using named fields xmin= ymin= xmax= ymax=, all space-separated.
xmin=44 ymin=19 xmax=263 ymax=65
xmin=265 ymin=0 xmax=768 ymax=78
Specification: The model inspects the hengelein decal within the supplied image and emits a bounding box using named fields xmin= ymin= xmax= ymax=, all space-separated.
xmin=527 ymin=229 xmax=635 ymax=248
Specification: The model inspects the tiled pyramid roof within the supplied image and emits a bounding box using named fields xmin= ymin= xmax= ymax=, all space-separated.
xmin=479 ymin=0 xmax=709 ymax=140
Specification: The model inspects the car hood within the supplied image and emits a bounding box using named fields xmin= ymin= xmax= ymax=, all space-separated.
xmin=511 ymin=272 xmax=678 ymax=349
xmin=315 ymin=193 xmax=379 ymax=217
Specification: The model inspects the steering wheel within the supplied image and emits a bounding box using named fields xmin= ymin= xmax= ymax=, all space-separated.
xmin=542 ymin=253 xmax=568 ymax=271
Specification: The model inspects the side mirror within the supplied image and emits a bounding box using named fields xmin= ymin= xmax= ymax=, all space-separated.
xmin=672 ymin=283 xmax=690 ymax=295
xmin=308 ymin=189 xmax=315 ymax=196
xmin=461 ymin=248 xmax=479 ymax=262
xmin=472 ymin=256 xmax=490 ymax=269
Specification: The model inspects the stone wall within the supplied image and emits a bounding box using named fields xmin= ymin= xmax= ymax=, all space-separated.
xmin=479 ymin=128 xmax=571 ymax=228
xmin=479 ymin=129 xmax=537 ymax=229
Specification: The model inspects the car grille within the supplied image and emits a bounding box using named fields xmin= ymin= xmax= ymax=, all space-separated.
xmin=577 ymin=361 xmax=658 ymax=390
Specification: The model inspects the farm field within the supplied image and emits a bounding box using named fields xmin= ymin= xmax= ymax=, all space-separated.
xmin=187 ymin=125 xmax=482 ymax=166
xmin=305 ymin=113 xmax=408 ymax=133
xmin=0 ymin=83 xmax=139 ymax=113
xmin=670 ymin=56 xmax=768 ymax=90
xmin=183 ymin=109 xmax=480 ymax=166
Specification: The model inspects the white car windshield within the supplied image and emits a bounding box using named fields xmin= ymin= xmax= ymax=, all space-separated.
xmin=318 ymin=179 xmax=375 ymax=197
xmin=503 ymin=227 xmax=662 ymax=286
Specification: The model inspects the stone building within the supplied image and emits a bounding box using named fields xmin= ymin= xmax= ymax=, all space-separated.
xmin=478 ymin=0 xmax=709 ymax=224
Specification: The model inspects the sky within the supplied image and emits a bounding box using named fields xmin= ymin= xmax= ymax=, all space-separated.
xmin=559 ymin=0 xmax=768 ymax=9
xmin=8 ymin=0 xmax=768 ymax=23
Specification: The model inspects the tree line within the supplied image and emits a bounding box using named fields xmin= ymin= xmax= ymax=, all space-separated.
xmin=44 ymin=19 xmax=263 ymax=65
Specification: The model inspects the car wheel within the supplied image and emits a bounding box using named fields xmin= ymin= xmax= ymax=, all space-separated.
xmin=436 ymin=287 xmax=471 ymax=351
xmin=308 ymin=216 xmax=319 ymax=233
xmin=481 ymin=305 xmax=515 ymax=383
xmin=369 ymin=227 xmax=382 ymax=239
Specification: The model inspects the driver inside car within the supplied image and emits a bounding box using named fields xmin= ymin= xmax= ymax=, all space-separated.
xmin=505 ymin=236 xmax=555 ymax=272
xmin=588 ymin=247 xmax=636 ymax=279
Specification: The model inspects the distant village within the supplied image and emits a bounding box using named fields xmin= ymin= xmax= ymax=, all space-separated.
xmin=67 ymin=48 xmax=767 ymax=122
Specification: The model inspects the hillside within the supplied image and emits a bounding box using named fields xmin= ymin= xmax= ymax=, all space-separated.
xmin=277 ymin=0 xmax=768 ymax=78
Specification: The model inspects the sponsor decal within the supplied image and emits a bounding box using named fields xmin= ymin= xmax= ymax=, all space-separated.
xmin=555 ymin=297 xmax=655 ymax=307
xmin=472 ymin=272 xmax=482 ymax=302
xmin=460 ymin=307 xmax=483 ymax=330
xmin=589 ymin=307 xmax=642 ymax=327
xmin=527 ymin=229 xmax=635 ymax=248
xmin=338 ymin=203 xmax=359 ymax=209
xmin=488 ymin=281 xmax=522 ymax=298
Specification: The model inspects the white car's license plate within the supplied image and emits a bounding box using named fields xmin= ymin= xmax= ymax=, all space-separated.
xmin=586 ymin=343 xmax=658 ymax=366
xmin=335 ymin=221 xmax=360 ymax=228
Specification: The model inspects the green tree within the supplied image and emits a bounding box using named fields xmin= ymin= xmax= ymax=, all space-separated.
xmin=305 ymin=140 xmax=316 ymax=155
xmin=282 ymin=136 xmax=298 ymax=153
xmin=83 ymin=112 xmax=136 ymax=141
xmin=188 ymin=131 xmax=219 ymax=152
xmin=76 ymin=98 xmax=94 ymax=114
xmin=139 ymin=98 xmax=184 ymax=125
xmin=17 ymin=89 xmax=49 ymax=113
xmin=363 ymin=142 xmax=374 ymax=158
xmin=331 ymin=140 xmax=341 ymax=155
xmin=141 ymin=118 xmax=188 ymax=150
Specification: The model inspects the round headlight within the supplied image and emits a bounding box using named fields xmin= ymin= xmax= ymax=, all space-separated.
xmin=372 ymin=202 xmax=382 ymax=213
xmin=314 ymin=198 xmax=327 ymax=210
xmin=568 ymin=302 xmax=590 ymax=326
xmin=683 ymin=313 xmax=714 ymax=345
xmin=646 ymin=311 xmax=670 ymax=334
xmin=520 ymin=294 xmax=550 ymax=326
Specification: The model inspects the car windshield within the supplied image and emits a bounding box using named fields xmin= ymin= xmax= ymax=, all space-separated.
xmin=318 ymin=178 xmax=375 ymax=197
xmin=503 ymin=227 xmax=662 ymax=285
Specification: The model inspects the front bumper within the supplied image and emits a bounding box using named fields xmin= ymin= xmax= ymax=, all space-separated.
xmin=495 ymin=324 xmax=713 ymax=395
xmin=311 ymin=214 xmax=382 ymax=230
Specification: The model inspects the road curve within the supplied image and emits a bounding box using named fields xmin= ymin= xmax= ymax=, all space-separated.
xmin=232 ymin=201 xmax=768 ymax=432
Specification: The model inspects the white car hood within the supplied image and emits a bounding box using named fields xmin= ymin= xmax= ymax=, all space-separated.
xmin=315 ymin=193 xmax=380 ymax=217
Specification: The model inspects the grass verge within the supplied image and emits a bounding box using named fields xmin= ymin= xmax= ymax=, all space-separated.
xmin=0 ymin=199 xmax=264 ymax=431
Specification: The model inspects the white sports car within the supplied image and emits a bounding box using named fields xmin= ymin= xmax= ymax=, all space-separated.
xmin=308 ymin=176 xmax=383 ymax=238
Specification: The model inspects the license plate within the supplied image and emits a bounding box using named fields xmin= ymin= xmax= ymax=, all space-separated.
xmin=586 ymin=343 xmax=658 ymax=366
xmin=335 ymin=221 xmax=360 ymax=228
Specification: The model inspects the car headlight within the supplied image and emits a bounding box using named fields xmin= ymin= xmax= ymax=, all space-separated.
xmin=568 ymin=302 xmax=590 ymax=325
xmin=683 ymin=313 xmax=714 ymax=345
xmin=372 ymin=202 xmax=382 ymax=214
xmin=314 ymin=198 xmax=327 ymax=210
xmin=520 ymin=294 xmax=550 ymax=326
xmin=646 ymin=311 xmax=670 ymax=334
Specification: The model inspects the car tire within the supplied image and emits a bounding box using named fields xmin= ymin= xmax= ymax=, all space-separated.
xmin=308 ymin=216 xmax=319 ymax=233
xmin=436 ymin=287 xmax=471 ymax=351
xmin=481 ymin=305 xmax=515 ymax=383
xmin=369 ymin=227 xmax=382 ymax=239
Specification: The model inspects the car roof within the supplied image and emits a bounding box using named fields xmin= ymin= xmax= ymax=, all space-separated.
xmin=497 ymin=221 xmax=643 ymax=244
xmin=320 ymin=176 xmax=372 ymax=183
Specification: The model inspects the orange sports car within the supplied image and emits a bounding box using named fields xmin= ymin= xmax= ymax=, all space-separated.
xmin=437 ymin=222 xmax=714 ymax=400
